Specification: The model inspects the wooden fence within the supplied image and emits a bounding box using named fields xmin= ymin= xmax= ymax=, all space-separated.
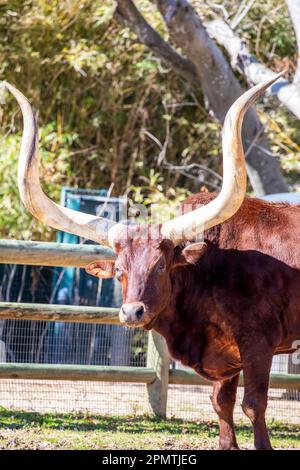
xmin=0 ymin=239 xmax=299 ymax=417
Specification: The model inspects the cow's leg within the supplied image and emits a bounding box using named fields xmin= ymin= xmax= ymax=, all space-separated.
xmin=241 ymin=353 xmax=273 ymax=450
xmin=210 ymin=374 xmax=240 ymax=450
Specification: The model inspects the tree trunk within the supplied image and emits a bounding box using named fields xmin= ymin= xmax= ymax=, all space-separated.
xmin=116 ymin=0 xmax=288 ymax=195
xmin=286 ymin=0 xmax=300 ymax=83
xmin=152 ymin=0 xmax=288 ymax=196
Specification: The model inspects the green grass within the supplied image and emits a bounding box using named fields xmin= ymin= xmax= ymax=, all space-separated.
xmin=0 ymin=408 xmax=299 ymax=450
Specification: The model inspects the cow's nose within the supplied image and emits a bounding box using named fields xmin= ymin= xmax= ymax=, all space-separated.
xmin=121 ymin=303 xmax=145 ymax=323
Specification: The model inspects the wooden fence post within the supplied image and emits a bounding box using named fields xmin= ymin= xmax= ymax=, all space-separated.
xmin=146 ymin=330 xmax=170 ymax=418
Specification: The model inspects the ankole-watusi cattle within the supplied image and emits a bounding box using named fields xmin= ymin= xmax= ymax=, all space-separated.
xmin=3 ymin=72 xmax=300 ymax=450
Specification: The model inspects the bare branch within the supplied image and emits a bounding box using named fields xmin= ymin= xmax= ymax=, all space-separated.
xmin=143 ymin=123 xmax=222 ymax=189
xmin=230 ymin=0 xmax=256 ymax=30
xmin=205 ymin=1 xmax=229 ymax=20
xmin=96 ymin=182 xmax=115 ymax=217
xmin=206 ymin=18 xmax=300 ymax=119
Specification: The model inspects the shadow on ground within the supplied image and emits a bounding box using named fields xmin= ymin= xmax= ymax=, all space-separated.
xmin=0 ymin=407 xmax=299 ymax=442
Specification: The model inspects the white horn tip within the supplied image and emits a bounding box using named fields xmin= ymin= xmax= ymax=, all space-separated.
xmin=108 ymin=224 xmax=126 ymax=247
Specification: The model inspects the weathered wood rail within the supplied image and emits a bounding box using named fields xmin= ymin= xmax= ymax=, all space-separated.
xmin=0 ymin=302 xmax=120 ymax=324
xmin=0 ymin=362 xmax=299 ymax=390
xmin=0 ymin=363 xmax=156 ymax=384
xmin=0 ymin=239 xmax=299 ymax=417
xmin=0 ymin=239 xmax=115 ymax=267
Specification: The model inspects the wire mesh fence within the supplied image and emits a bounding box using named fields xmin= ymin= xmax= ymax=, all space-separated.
xmin=0 ymin=263 xmax=299 ymax=424
xmin=0 ymin=369 xmax=299 ymax=425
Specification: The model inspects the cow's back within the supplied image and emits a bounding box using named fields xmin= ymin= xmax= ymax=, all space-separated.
xmin=183 ymin=193 xmax=300 ymax=269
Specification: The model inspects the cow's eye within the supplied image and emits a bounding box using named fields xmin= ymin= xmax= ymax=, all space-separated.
xmin=115 ymin=267 xmax=124 ymax=281
xmin=155 ymin=261 xmax=166 ymax=274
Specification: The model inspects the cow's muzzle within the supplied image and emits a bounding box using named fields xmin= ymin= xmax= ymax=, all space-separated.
xmin=119 ymin=302 xmax=145 ymax=326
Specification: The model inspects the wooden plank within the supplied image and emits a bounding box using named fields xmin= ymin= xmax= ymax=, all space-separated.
xmin=146 ymin=331 xmax=170 ymax=418
xmin=0 ymin=363 xmax=156 ymax=384
xmin=268 ymin=373 xmax=300 ymax=390
xmin=169 ymin=369 xmax=211 ymax=386
xmin=0 ymin=239 xmax=115 ymax=268
xmin=0 ymin=361 xmax=298 ymax=390
xmin=169 ymin=369 xmax=300 ymax=390
xmin=0 ymin=302 xmax=120 ymax=325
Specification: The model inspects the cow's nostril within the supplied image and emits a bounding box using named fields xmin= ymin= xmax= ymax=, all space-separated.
xmin=135 ymin=305 xmax=144 ymax=319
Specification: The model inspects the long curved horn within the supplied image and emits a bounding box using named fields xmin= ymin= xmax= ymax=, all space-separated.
xmin=1 ymin=82 xmax=118 ymax=246
xmin=161 ymin=71 xmax=286 ymax=244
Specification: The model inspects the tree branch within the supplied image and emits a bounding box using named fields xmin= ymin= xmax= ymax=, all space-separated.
xmin=286 ymin=0 xmax=300 ymax=83
xmin=115 ymin=0 xmax=199 ymax=86
xmin=230 ymin=0 xmax=256 ymax=30
xmin=153 ymin=0 xmax=241 ymax=122
xmin=150 ymin=0 xmax=288 ymax=195
xmin=206 ymin=18 xmax=300 ymax=120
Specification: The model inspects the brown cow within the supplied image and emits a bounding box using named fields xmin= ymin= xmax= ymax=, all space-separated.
xmin=4 ymin=72 xmax=300 ymax=450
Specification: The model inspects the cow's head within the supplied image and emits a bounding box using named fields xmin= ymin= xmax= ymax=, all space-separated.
xmin=3 ymin=73 xmax=284 ymax=328
xmin=86 ymin=225 xmax=208 ymax=327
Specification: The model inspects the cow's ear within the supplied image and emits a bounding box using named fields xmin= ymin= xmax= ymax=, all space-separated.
xmin=86 ymin=260 xmax=115 ymax=279
xmin=173 ymin=242 xmax=207 ymax=267
xmin=182 ymin=242 xmax=207 ymax=264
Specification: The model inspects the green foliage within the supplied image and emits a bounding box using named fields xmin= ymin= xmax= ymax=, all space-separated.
xmin=130 ymin=170 xmax=191 ymax=224
xmin=0 ymin=118 xmax=77 ymax=240
xmin=236 ymin=0 xmax=296 ymax=62
xmin=0 ymin=0 xmax=299 ymax=240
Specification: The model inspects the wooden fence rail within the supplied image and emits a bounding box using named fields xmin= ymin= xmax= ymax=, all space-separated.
xmin=0 ymin=362 xmax=299 ymax=390
xmin=0 ymin=363 xmax=156 ymax=384
xmin=0 ymin=302 xmax=120 ymax=324
xmin=0 ymin=239 xmax=115 ymax=267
